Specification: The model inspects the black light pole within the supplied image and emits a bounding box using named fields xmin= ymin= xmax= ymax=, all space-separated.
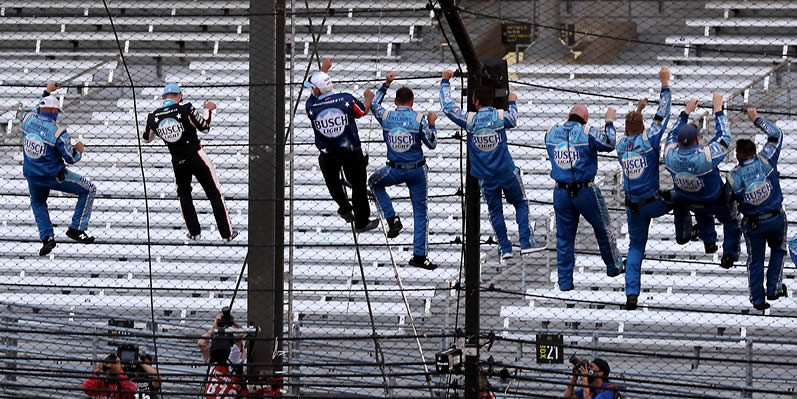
xmin=438 ymin=1 xmax=482 ymax=398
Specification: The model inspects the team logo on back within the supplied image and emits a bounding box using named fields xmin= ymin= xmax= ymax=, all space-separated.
xmin=472 ymin=128 xmax=500 ymax=152
xmin=674 ymin=172 xmax=703 ymax=192
xmin=157 ymin=118 xmax=184 ymax=143
xmin=621 ymin=152 xmax=648 ymax=180
xmin=744 ymin=180 xmax=772 ymax=206
xmin=314 ymin=108 xmax=349 ymax=138
xmin=387 ymin=127 xmax=414 ymax=152
xmin=23 ymin=134 xmax=46 ymax=159
xmin=553 ymin=142 xmax=580 ymax=170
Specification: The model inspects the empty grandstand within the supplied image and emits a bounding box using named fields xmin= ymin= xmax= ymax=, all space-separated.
xmin=0 ymin=1 xmax=796 ymax=398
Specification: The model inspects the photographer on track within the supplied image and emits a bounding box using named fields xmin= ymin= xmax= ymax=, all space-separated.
xmin=198 ymin=308 xmax=247 ymax=398
xmin=83 ymin=353 xmax=137 ymax=399
xmin=564 ymin=357 xmax=618 ymax=399
xmin=198 ymin=308 xmax=244 ymax=365
xmin=117 ymin=345 xmax=162 ymax=399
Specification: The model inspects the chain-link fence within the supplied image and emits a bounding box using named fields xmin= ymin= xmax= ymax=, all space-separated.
xmin=0 ymin=0 xmax=796 ymax=398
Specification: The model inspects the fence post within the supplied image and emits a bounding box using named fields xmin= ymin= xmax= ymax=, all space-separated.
xmin=745 ymin=338 xmax=753 ymax=399
xmin=2 ymin=305 xmax=17 ymax=382
xmin=291 ymin=322 xmax=301 ymax=397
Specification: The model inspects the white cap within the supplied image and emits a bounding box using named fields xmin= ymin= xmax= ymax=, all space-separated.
xmin=304 ymin=71 xmax=333 ymax=94
xmin=39 ymin=95 xmax=61 ymax=111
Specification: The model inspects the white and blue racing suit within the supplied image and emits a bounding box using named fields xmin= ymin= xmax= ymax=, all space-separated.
xmin=21 ymin=91 xmax=96 ymax=241
xmin=546 ymin=116 xmax=623 ymax=291
xmin=663 ymin=111 xmax=741 ymax=261
xmin=616 ymin=87 xmax=689 ymax=295
xmin=728 ymin=116 xmax=786 ymax=305
xmin=440 ymin=78 xmax=537 ymax=255
xmin=368 ymin=84 xmax=437 ymax=257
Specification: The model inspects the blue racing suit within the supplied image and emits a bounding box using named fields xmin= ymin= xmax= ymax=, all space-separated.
xmin=21 ymin=91 xmax=96 ymax=241
xmin=616 ymin=87 xmax=688 ymax=296
xmin=440 ymin=78 xmax=536 ymax=255
xmin=368 ymin=84 xmax=437 ymax=257
xmin=728 ymin=116 xmax=786 ymax=305
xmin=790 ymin=236 xmax=797 ymax=268
xmin=663 ymin=111 xmax=741 ymax=261
xmin=546 ymin=116 xmax=623 ymax=290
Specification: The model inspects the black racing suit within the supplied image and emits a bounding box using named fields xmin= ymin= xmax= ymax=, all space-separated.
xmin=143 ymin=100 xmax=233 ymax=239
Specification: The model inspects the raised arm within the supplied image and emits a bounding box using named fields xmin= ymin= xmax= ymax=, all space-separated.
xmin=749 ymin=107 xmax=783 ymax=165
xmin=354 ymin=90 xmax=373 ymax=118
xmin=648 ymin=66 xmax=672 ymax=147
xmin=420 ymin=111 xmax=438 ymax=150
xmin=589 ymin=107 xmax=617 ymax=152
xmin=33 ymin=82 xmax=61 ymax=111
xmin=666 ymin=97 xmax=697 ymax=145
xmin=371 ymin=72 xmax=395 ymax=125
xmin=707 ymin=92 xmax=731 ymax=166
xmin=504 ymin=92 xmax=518 ymax=128
xmin=439 ymin=69 xmax=468 ymax=129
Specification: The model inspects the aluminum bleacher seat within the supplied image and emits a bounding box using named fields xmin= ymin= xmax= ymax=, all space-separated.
xmin=704 ymin=1 xmax=797 ymax=10
xmin=524 ymin=289 xmax=796 ymax=311
xmin=499 ymin=305 xmax=797 ymax=332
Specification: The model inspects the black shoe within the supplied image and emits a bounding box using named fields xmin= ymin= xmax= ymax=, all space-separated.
xmin=753 ymin=302 xmax=770 ymax=311
xmin=222 ymin=230 xmax=239 ymax=243
xmin=607 ymin=264 xmax=625 ymax=278
xmin=355 ymin=219 xmax=379 ymax=233
xmin=66 ymin=227 xmax=95 ymax=244
xmin=719 ymin=254 xmax=735 ymax=269
xmin=386 ymin=216 xmax=403 ymax=239
xmin=625 ymin=295 xmax=638 ymax=310
xmin=690 ymin=225 xmax=700 ymax=241
xmin=39 ymin=237 xmax=56 ymax=256
xmin=338 ymin=208 xmax=355 ymax=223
xmin=408 ymin=255 xmax=438 ymax=270
xmin=767 ymin=284 xmax=788 ymax=301
xmin=704 ymin=242 xmax=718 ymax=254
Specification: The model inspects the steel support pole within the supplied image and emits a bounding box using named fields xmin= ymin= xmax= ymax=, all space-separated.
xmin=248 ymin=0 xmax=285 ymax=386
xmin=438 ymin=2 xmax=482 ymax=398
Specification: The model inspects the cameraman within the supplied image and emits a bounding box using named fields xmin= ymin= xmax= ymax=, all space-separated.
xmin=120 ymin=348 xmax=162 ymax=399
xmin=564 ymin=358 xmax=618 ymax=399
xmin=198 ymin=312 xmax=243 ymax=365
xmin=83 ymin=353 xmax=137 ymax=399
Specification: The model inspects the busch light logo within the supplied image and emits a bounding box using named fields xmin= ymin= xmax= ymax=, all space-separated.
xmin=387 ymin=127 xmax=413 ymax=152
xmin=472 ymin=128 xmax=500 ymax=152
xmin=23 ymin=134 xmax=46 ymax=159
xmin=157 ymin=118 xmax=184 ymax=143
xmin=553 ymin=142 xmax=580 ymax=170
xmin=621 ymin=152 xmax=648 ymax=180
xmin=744 ymin=180 xmax=772 ymax=206
xmin=314 ymin=108 xmax=349 ymax=138
xmin=674 ymin=172 xmax=703 ymax=192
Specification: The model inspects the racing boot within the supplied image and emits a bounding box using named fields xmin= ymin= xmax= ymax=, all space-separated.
xmin=767 ymin=284 xmax=788 ymax=301
xmin=337 ymin=207 xmax=355 ymax=223
xmin=719 ymin=254 xmax=735 ymax=269
xmin=408 ymin=255 xmax=437 ymax=270
xmin=625 ymin=294 xmax=638 ymax=311
xmin=386 ymin=216 xmax=403 ymax=239
xmin=39 ymin=237 xmax=56 ymax=256
xmin=753 ymin=302 xmax=770 ymax=311
xmin=66 ymin=227 xmax=95 ymax=244
xmin=355 ymin=219 xmax=380 ymax=233
xmin=704 ymin=242 xmax=719 ymax=254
